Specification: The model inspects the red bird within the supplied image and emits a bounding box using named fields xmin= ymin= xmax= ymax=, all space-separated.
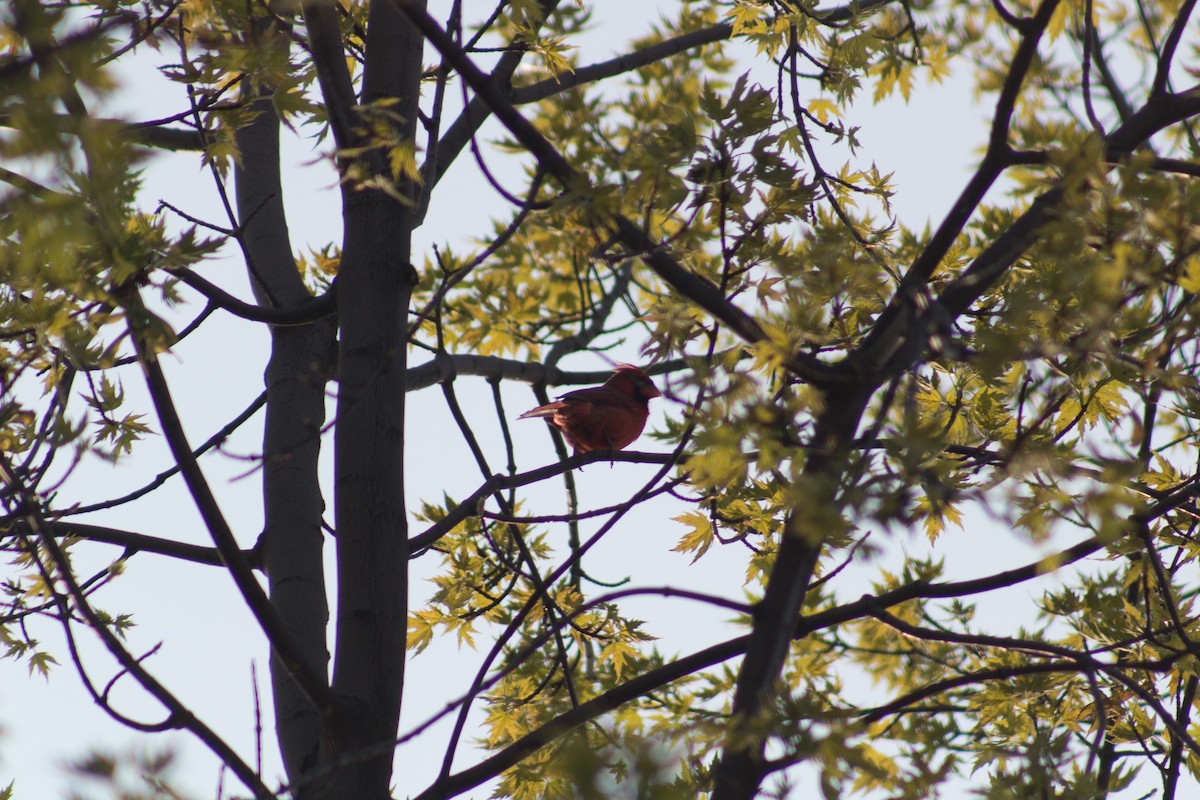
xmin=519 ymin=364 xmax=661 ymax=454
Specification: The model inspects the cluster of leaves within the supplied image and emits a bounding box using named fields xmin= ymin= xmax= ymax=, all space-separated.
xmin=67 ymin=747 xmax=184 ymax=800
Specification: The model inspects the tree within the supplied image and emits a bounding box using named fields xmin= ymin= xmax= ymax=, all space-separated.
xmin=2 ymin=0 xmax=1200 ymax=797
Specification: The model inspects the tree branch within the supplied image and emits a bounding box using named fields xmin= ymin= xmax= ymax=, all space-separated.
xmin=408 ymin=449 xmax=676 ymax=553
xmin=509 ymin=23 xmax=736 ymax=106
xmin=855 ymin=0 xmax=1064 ymax=374
xmin=0 ymin=10 xmax=136 ymax=82
xmin=508 ymin=0 xmax=896 ymax=106
xmin=170 ymin=268 xmax=334 ymax=325
xmin=15 ymin=520 xmax=244 ymax=567
xmin=422 ymin=0 xmax=564 ymax=197
xmin=300 ymin=0 xmax=360 ymax=149
xmin=544 ymin=263 xmax=632 ymax=367
xmin=403 ymin=351 xmax=693 ymax=392
xmin=1084 ymin=25 xmax=1135 ymax=124
xmin=1007 ymin=148 xmax=1200 ymax=178
xmin=932 ymin=87 xmax=1200 ymax=339
xmin=123 ymin=122 xmax=205 ymax=151
xmin=1149 ymin=0 xmax=1198 ymax=98
xmin=58 ymin=390 xmax=267 ymax=517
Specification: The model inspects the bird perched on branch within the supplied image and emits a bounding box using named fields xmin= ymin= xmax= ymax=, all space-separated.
xmin=519 ymin=364 xmax=661 ymax=454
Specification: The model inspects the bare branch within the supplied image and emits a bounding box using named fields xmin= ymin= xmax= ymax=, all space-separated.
xmin=1150 ymin=0 xmax=1199 ymax=98
xmin=170 ymin=267 xmax=335 ymax=326
xmin=12 ymin=520 xmax=243 ymax=567
xmin=408 ymin=449 xmax=676 ymax=554
xmin=403 ymin=351 xmax=694 ymax=392
xmin=60 ymin=390 xmax=267 ymax=517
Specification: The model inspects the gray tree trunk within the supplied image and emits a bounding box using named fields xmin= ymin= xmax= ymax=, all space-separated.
xmin=234 ymin=25 xmax=335 ymax=786
xmin=317 ymin=2 xmax=426 ymax=797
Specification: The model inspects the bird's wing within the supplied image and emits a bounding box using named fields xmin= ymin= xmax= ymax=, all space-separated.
xmin=517 ymin=398 xmax=595 ymax=420
xmin=518 ymin=386 xmax=636 ymax=420
xmin=554 ymin=386 xmax=639 ymax=408
xmin=558 ymin=400 xmax=646 ymax=451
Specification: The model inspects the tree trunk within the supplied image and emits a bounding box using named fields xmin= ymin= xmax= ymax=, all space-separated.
xmin=315 ymin=1 xmax=426 ymax=797
xmin=712 ymin=385 xmax=872 ymax=799
xmin=234 ymin=23 xmax=335 ymax=784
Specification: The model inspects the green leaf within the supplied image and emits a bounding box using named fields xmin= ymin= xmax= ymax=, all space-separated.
xmin=671 ymin=510 xmax=715 ymax=563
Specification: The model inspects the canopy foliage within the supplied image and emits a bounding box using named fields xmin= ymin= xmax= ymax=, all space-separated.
xmin=2 ymin=0 xmax=1200 ymax=798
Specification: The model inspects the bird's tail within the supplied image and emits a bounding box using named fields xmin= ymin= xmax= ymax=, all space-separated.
xmin=517 ymin=403 xmax=563 ymax=420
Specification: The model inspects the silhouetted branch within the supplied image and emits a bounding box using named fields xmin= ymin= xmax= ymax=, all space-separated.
xmin=11 ymin=520 xmax=244 ymax=567
xmin=60 ymin=391 xmax=267 ymax=517
xmin=409 ymin=449 xmax=676 ymax=553
xmin=300 ymin=0 xmax=359 ymax=149
xmin=411 ymin=531 xmax=1109 ymax=799
xmin=170 ymin=267 xmax=335 ymax=326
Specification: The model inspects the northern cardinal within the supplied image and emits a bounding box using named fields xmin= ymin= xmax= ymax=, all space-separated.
xmin=519 ymin=364 xmax=661 ymax=454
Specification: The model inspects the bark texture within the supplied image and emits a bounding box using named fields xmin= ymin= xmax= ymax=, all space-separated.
xmin=315 ymin=1 xmax=427 ymax=797
xmin=234 ymin=27 xmax=335 ymax=783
